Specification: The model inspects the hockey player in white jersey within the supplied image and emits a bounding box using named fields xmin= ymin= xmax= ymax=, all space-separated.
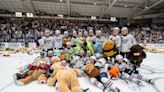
xmin=88 ymin=29 xmax=96 ymax=42
xmin=109 ymin=27 xmax=121 ymax=50
xmin=53 ymin=30 xmax=63 ymax=49
xmin=120 ymin=27 xmax=137 ymax=57
xmin=42 ymin=29 xmax=55 ymax=51
xmin=71 ymin=30 xmax=78 ymax=45
xmin=114 ymin=55 xmax=154 ymax=85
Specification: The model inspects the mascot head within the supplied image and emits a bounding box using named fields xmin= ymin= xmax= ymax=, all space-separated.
xmin=102 ymin=40 xmax=118 ymax=57
xmin=102 ymin=40 xmax=115 ymax=51
xmin=130 ymin=44 xmax=145 ymax=57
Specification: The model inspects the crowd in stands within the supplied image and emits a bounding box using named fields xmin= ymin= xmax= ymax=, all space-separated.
xmin=0 ymin=18 xmax=163 ymax=44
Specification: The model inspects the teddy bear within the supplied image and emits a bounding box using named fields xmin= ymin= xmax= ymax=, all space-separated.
xmin=13 ymin=53 xmax=50 ymax=85
xmin=47 ymin=63 xmax=83 ymax=92
xmin=127 ymin=44 xmax=146 ymax=67
xmin=102 ymin=40 xmax=118 ymax=57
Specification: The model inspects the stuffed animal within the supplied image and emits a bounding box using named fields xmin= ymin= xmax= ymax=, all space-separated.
xmin=84 ymin=63 xmax=100 ymax=78
xmin=14 ymin=68 xmax=47 ymax=85
xmin=54 ymin=48 xmax=62 ymax=56
xmin=70 ymin=55 xmax=84 ymax=69
xmin=14 ymin=56 xmax=50 ymax=85
xmin=3 ymin=51 xmax=10 ymax=57
xmin=47 ymin=63 xmax=83 ymax=92
xmin=108 ymin=66 xmax=119 ymax=79
xmin=48 ymin=50 xmax=54 ymax=57
xmin=85 ymin=37 xmax=94 ymax=55
xmin=59 ymin=50 xmax=66 ymax=61
xmin=64 ymin=42 xmax=75 ymax=61
xmin=102 ymin=40 xmax=118 ymax=57
xmin=51 ymin=56 xmax=61 ymax=64
xmin=74 ymin=38 xmax=85 ymax=54
xmin=127 ymin=44 xmax=146 ymax=67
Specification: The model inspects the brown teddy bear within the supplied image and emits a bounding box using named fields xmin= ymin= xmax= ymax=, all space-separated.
xmin=127 ymin=44 xmax=146 ymax=67
xmin=47 ymin=63 xmax=83 ymax=92
xmin=102 ymin=40 xmax=118 ymax=57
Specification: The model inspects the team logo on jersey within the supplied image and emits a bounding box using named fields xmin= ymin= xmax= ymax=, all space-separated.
xmin=122 ymin=39 xmax=128 ymax=43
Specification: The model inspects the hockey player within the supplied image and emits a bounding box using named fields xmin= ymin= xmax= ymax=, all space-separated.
xmin=109 ymin=27 xmax=121 ymax=51
xmin=94 ymin=30 xmax=106 ymax=53
xmin=42 ymin=29 xmax=55 ymax=51
xmin=63 ymin=31 xmax=71 ymax=46
xmin=53 ymin=30 xmax=63 ymax=49
xmin=120 ymin=27 xmax=137 ymax=57
xmin=71 ymin=30 xmax=78 ymax=46
xmin=114 ymin=55 xmax=154 ymax=85
xmin=113 ymin=55 xmax=143 ymax=85
xmin=83 ymin=31 xmax=89 ymax=39
xmin=88 ymin=30 xmax=96 ymax=42
xmin=86 ymin=58 xmax=120 ymax=92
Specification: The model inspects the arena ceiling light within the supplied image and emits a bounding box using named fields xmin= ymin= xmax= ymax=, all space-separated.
xmin=91 ymin=16 xmax=96 ymax=20
xmin=58 ymin=14 xmax=63 ymax=18
xmin=110 ymin=17 xmax=117 ymax=22
xmin=26 ymin=13 xmax=33 ymax=18
xmin=60 ymin=0 xmax=63 ymax=3
xmin=145 ymin=6 xmax=149 ymax=9
xmin=15 ymin=12 xmax=22 ymax=17
xmin=94 ymin=3 xmax=97 ymax=5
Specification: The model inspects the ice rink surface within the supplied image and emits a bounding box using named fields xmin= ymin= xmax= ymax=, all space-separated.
xmin=0 ymin=52 xmax=164 ymax=92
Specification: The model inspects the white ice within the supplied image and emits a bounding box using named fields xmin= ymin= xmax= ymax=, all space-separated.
xmin=0 ymin=52 xmax=164 ymax=92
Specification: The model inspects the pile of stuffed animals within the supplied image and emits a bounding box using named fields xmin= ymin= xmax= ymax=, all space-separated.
xmin=1 ymin=47 xmax=41 ymax=57
xmin=13 ymin=38 xmax=155 ymax=92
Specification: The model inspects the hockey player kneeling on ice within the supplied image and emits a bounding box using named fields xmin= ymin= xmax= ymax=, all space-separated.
xmin=84 ymin=59 xmax=120 ymax=92
xmin=13 ymin=51 xmax=51 ymax=85
xmin=127 ymin=44 xmax=154 ymax=84
xmin=114 ymin=54 xmax=154 ymax=85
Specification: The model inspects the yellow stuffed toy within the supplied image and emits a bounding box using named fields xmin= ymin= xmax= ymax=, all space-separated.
xmin=102 ymin=40 xmax=118 ymax=57
xmin=47 ymin=63 xmax=83 ymax=92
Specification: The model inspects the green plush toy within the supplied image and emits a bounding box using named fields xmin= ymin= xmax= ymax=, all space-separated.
xmin=86 ymin=37 xmax=94 ymax=55
xmin=74 ymin=40 xmax=84 ymax=54
xmin=65 ymin=48 xmax=75 ymax=61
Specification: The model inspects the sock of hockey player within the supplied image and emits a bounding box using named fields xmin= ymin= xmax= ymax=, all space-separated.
xmin=122 ymin=73 xmax=142 ymax=85
xmin=131 ymin=73 xmax=154 ymax=84
xmin=101 ymin=77 xmax=120 ymax=92
xmin=90 ymin=78 xmax=104 ymax=89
